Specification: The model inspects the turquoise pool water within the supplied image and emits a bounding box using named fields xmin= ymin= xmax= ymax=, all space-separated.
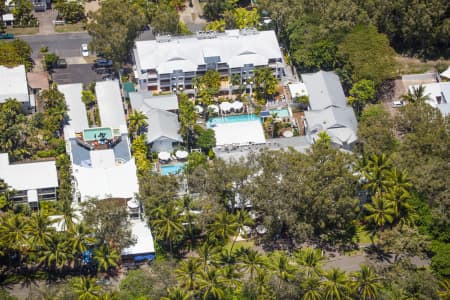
xmin=83 ymin=127 xmax=113 ymax=141
xmin=269 ymin=108 xmax=290 ymax=118
xmin=161 ymin=163 xmax=185 ymax=176
xmin=207 ymin=114 xmax=261 ymax=128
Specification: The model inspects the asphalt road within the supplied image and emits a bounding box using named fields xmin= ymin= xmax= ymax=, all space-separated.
xmin=19 ymin=32 xmax=91 ymax=59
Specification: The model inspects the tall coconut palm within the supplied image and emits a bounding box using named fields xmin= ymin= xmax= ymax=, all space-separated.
xmin=68 ymin=222 xmax=97 ymax=268
xmin=385 ymin=168 xmax=412 ymax=194
xmin=161 ymin=287 xmax=193 ymax=300
xmin=25 ymin=212 xmax=56 ymax=251
xmin=38 ymin=236 xmax=71 ymax=273
xmin=0 ymin=213 xmax=27 ymax=252
xmin=58 ymin=199 xmax=79 ymax=232
xmin=294 ymin=247 xmax=325 ymax=278
xmin=363 ymin=154 xmax=392 ymax=196
xmin=364 ymin=196 xmax=395 ymax=231
xmin=384 ymin=186 xmax=412 ymax=223
xmin=176 ymin=258 xmax=202 ymax=291
xmin=237 ymin=247 xmax=267 ymax=281
xmin=93 ymin=244 xmax=120 ymax=274
xmin=197 ymin=267 xmax=225 ymax=300
xmin=401 ymin=85 xmax=431 ymax=103
xmin=322 ymin=268 xmax=351 ymax=300
xmin=128 ymin=109 xmax=148 ymax=137
xmin=208 ymin=211 xmax=238 ymax=244
xmin=438 ymin=279 xmax=450 ymax=300
xmin=230 ymin=209 xmax=254 ymax=254
xmin=269 ymin=251 xmax=295 ymax=283
xmin=198 ymin=242 xmax=219 ymax=271
xmin=71 ymin=276 xmax=102 ymax=300
xmin=316 ymin=131 xmax=331 ymax=146
xmin=219 ymin=264 xmax=242 ymax=291
xmin=350 ymin=265 xmax=382 ymax=300
xmin=301 ymin=277 xmax=323 ymax=300
xmin=150 ymin=202 xmax=185 ymax=255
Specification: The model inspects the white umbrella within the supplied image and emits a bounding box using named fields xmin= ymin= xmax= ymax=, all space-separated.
xmin=256 ymin=225 xmax=267 ymax=235
xmin=208 ymin=104 xmax=219 ymax=113
xmin=195 ymin=105 xmax=204 ymax=113
xmin=127 ymin=198 xmax=140 ymax=209
xmin=220 ymin=101 xmax=232 ymax=113
xmin=282 ymin=130 xmax=293 ymax=138
xmin=231 ymin=101 xmax=243 ymax=111
xmin=158 ymin=152 xmax=170 ymax=160
xmin=175 ymin=150 xmax=188 ymax=159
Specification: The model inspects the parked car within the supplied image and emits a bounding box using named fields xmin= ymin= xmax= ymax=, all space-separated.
xmin=392 ymin=100 xmax=404 ymax=108
xmin=94 ymin=58 xmax=113 ymax=68
xmin=55 ymin=59 xmax=67 ymax=68
xmin=81 ymin=43 xmax=89 ymax=57
xmin=0 ymin=33 xmax=14 ymax=39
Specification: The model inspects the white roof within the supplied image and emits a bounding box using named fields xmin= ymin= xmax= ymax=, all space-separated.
xmin=213 ymin=120 xmax=266 ymax=146
xmin=121 ymin=219 xmax=155 ymax=256
xmin=134 ymin=30 xmax=283 ymax=74
xmin=59 ymin=83 xmax=88 ymax=139
xmin=95 ymin=80 xmax=127 ymax=133
xmin=441 ymin=67 xmax=450 ymax=79
xmin=146 ymin=109 xmax=182 ymax=144
xmin=302 ymin=70 xmax=347 ymax=110
xmin=288 ymin=82 xmax=308 ymax=98
xmin=73 ymin=152 xmax=139 ymax=201
xmin=408 ymin=82 xmax=450 ymax=108
xmin=0 ymin=65 xmax=29 ymax=104
xmin=129 ymin=92 xmax=179 ymax=111
xmin=0 ymin=153 xmax=58 ymax=191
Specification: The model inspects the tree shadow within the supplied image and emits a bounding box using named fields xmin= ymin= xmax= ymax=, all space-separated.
xmin=364 ymin=244 xmax=393 ymax=263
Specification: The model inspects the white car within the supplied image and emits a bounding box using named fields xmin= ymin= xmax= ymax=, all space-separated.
xmin=81 ymin=43 xmax=89 ymax=57
xmin=392 ymin=100 xmax=404 ymax=108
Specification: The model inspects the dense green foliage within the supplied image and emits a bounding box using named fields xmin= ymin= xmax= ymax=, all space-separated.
xmin=0 ymin=40 xmax=32 ymax=71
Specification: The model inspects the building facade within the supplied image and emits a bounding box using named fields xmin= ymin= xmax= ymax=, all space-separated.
xmin=133 ymin=29 xmax=284 ymax=93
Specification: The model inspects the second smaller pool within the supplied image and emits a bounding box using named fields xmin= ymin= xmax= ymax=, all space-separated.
xmin=269 ymin=108 xmax=290 ymax=118
xmin=161 ymin=163 xmax=185 ymax=176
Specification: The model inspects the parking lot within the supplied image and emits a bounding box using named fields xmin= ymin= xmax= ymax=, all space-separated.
xmin=52 ymin=64 xmax=113 ymax=85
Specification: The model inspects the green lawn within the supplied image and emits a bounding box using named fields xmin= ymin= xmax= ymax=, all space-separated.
xmin=55 ymin=23 xmax=86 ymax=33
xmin=5 ymin=27 xmax=39 ymax=35
xmin=224 ymin=238 xmax=255 ymax=251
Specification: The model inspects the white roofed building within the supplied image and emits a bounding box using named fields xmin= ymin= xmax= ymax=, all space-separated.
xmin=301 ymin=70 xmax=358 ymax=150
xmin=0 ymin=65 xmax=34 ymax=110
xmin=407 ymin=82 xmax=450 ymax=117
xmin=96 ymin=80 xmax=128 ymax=134
xmin=129 ymin=91 xmax=179 ymax=113
xmin=133 ymin=29 xmax=284 ymax=93
xmin=0 ymin=153 xmax=58 ymax=208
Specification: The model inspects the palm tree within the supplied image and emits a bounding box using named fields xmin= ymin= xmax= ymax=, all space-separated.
xmin=219 ymin=264 xmax=242 ymax=291
xmin=401 ymin=85 xmax=431 ymax=103
xmin=38 ymin=236 xmax=71 ymax=273
xmin=322 ymin=268 xmax=351 ymax=300
xmin=208 ymin=211 xmax=238 ymax=244
xmin=385 ymin=168 xmax=412 ymax=193
xmin=71 ymin=276 xmax=102 ymax=300
xmin=364 ymin=195 xmax=395 ymax=231
xmin=301 ymin=277 xmax=323 ymax=300
xmin=438 ymin=279 xmax=450 ymax=300
xmin=150 ymin=202 xmax=185 ymax=255
xmin=230 ymin=73 xmax=242 ymax=96
xmin=128 ymin=109 xmax=148 ymax=137
xmin=197 ymin=267 xmax=225 ymax=300
xmin=230 ymin=210 xmax=254 ymax=253
xmin=25 ymin=212 xmax=56 ymax=251
xmin=176 ymin=258 xmax=202 ymax=291
xmin=0 ymin=213 xmax=27 ymax=252
xmin=58 ymin=199 xmax=79 ymax=232
xmin=294 ymin=247 xmax=325 ymax=278
xmin=198 ymin=242 xmax=219 ymax=271
xmin=269 ymin=251 xmax=295 ymax=283
xmin=350 ymin=265 xmax=382 ymax=300
xmin=384 ymin=186 xmax=412 ymax=223
xmin=161 ymin=287 xmax=193 ymax=300
xmin=181 ymin=195 xmax=197 ymax=250
xmin=237 ymin=247 xmax=267 ymax=281
xmin=93 ymin=244 xmax=120 ymax=274
xmin=363 ymin=154 xmax=392 ymax=196
xmin=316 ymin=131 xmax=332 ymax=146
xmin=68 ymin=222 xmax=97 ymax=268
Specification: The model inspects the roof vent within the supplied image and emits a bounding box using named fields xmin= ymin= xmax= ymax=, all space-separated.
xmin=196 ymin=30 xmax=217 ymax=40
xmin=240 ymin=28 xmax=258 ymax=35
xmin=156 ymin=34 xmax=172 ymax=43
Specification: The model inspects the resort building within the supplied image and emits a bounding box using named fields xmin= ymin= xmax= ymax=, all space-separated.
xmin=0 ymin=153 xmax=58 ymax=208
xmin=130 ymin=92 xmax=182 ymax=152
xmin=59 ymin=81 xmax=139 ymax=202
xmin=301 ymin=70 xmax=358 ymax=149
xmin=133 ymin=29 xmax=284 ymax=93
xmin=0 ymin=65 xmax=34 ymax=111
xmin=407 ymin=82 xmax=450 ymax=117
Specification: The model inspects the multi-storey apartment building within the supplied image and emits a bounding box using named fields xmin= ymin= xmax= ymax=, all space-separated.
xmin=133 ymin=29 xmax=285 ymax=93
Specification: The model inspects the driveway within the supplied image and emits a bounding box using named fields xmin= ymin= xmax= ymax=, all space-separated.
xmin=52 ymin=64 xmax=111 ymax=85
xmin=33 ymin=9 xmax=58 ymax=35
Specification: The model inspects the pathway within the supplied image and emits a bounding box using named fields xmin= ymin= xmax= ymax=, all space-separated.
xmin=34 ymin=9 xmax=58 ymax=35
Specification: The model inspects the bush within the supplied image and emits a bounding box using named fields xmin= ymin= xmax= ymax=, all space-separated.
xmin=44 ymin=53 xmax=59 ymax=70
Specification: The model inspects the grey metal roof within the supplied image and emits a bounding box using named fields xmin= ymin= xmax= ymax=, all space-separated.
xmin=95 ymin=80 xmax=127 ymax=132
xmin=146 ymin=109 xmax=182 ymax=144
xmin=58 ymin=83 xmax=88 ymax=135
xmin=304 ymin=106 xmax=357 ymax=133
xmin=302 ymin=70 xmax=347 ymax=110
xmin=129 ymin=91 xmax=179 ymax=112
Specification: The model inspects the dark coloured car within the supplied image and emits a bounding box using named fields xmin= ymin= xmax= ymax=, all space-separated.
xmin=55 ymin=59 xmax=67 ymax=68
xmin=94 ymin=59 xmax=113 ymax=68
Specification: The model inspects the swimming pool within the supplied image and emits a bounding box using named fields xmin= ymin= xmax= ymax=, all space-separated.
xmin=206 ymin=114 xmax=261 ymax=128
xmin=83 ymin=127 xmax=113 ymax=141
xmin=161 ymin=163 xmax=185 ymax=176
xmin=269 ymin=108 xmax=290 ymax=118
